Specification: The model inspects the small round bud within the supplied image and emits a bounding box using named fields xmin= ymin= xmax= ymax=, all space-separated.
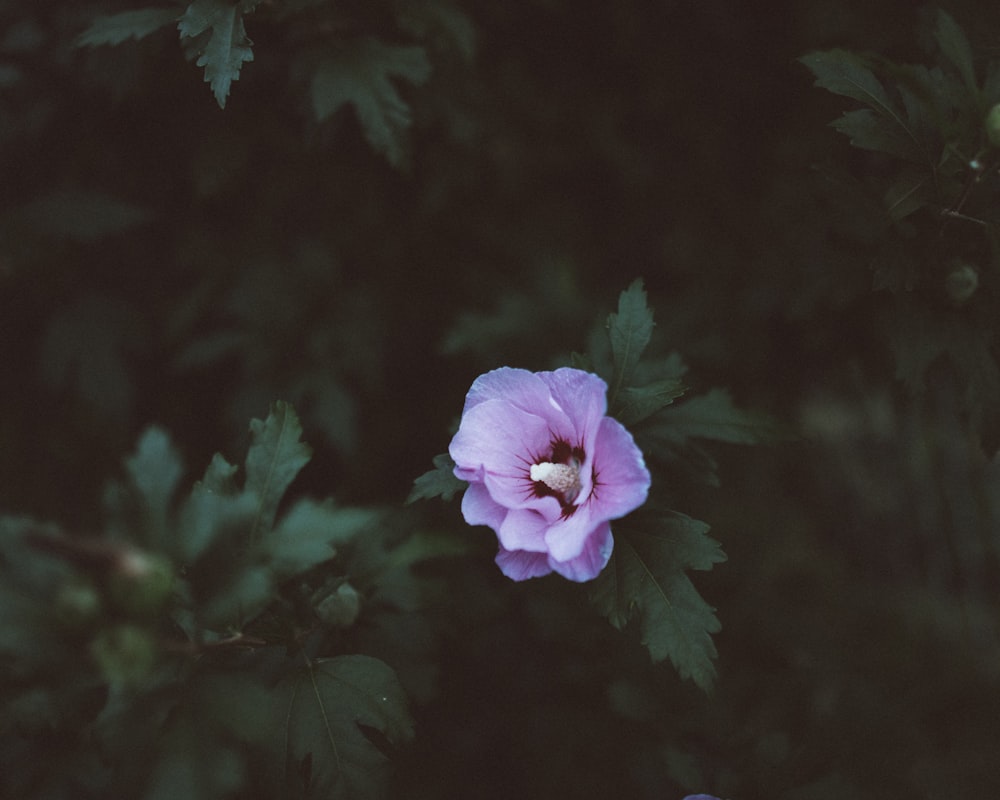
xmin=109 ymin=551 xmax=174 ymax=618
xmin=986 ymin=104 xmax=1000 ymax=148
xmin=53 ymin=578 xmax=102 ymax=629
xmin=90 ymin=624 xmax=156 ymax=686
xmin=316 ymin=582 xmax=361 ymax=628
xmin=945 ymin=263 xmax=979 ymax=305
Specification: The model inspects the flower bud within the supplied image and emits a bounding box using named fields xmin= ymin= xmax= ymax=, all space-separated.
xmin=53 ymin=578 xmax=102 ymax=629
xmin=316 ymin=582 xmax=361 ymax=628
xmin=90 ymin=624 xmax=156 ymax=686
xmin=945 ymin=263 xmax=979 ymax=305
xmin=108 ymin=551 xmax=174 ymax=618
xmin=987 ymin=104 xmax=1000 ymax=148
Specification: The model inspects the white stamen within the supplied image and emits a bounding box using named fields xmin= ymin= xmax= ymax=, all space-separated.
xmin=530 ymin=461 xmax=581 ymax=499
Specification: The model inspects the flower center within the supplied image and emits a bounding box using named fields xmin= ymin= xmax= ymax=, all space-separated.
xmin=530 ymin=460 xmax=582 ymax=503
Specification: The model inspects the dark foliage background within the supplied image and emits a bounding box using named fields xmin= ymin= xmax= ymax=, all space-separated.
xmin=2 ymin=1 xmax=1000 ymax=798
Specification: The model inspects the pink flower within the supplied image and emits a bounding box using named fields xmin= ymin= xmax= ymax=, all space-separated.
xmin=448 ymin=367 xmax=651 ymax=581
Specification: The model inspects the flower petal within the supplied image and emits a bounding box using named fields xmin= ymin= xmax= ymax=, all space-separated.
xmin=549 ymin=522 xmax=613 ymax=582
xmin=536 ymin=368 xmax=607 ymax=442
xmin=543 ymin=505 xmax=601 ymax=561
xmin=589 ymin=416 xmax=651 ymax=519
xmin=495 ymin=547 xmax=553 ymax=581
xmin=497 ymin=507 xmax=551 ymax=552
xmin=462 ymin=367 xmax=552 ymax=414
xmin=460 ymin=482 xmax=508 ymax=532
xmin=449 ymin=398 xmax=550 ymax=478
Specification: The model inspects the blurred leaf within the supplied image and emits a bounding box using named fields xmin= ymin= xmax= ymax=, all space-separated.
xmin=407 ymin=453 xmax=465 ymax=503
xmin=380 ymin=529 xmax=473 ymax=571
xmin=200 ymin=564 xmax=272 ymax=629
xmin=176 ymin=481 xmax=256 ymax=563
xmin=179 ymin=0 xmax=255 ymax=108
xmin=801 ymin=50 xmax=923 ymax=162
xmin=614 ymin=377 xmax=687 ymax=427
xmin=397 ymin=0 xmax=476 ymax=61
xmin=144 ymin=715 xmax=244 ymax=800
xmin=0 ymin=519 xmax=69 ymax=669
xmin=884 ymin=169 xmax=935 ymax=221
xmin=76 ymin=8 xmax=178 ymax=48
xmin=934 ymin=10 xmax=976 ymax=95
xmin=649 ymin=388 xmax=789 ymax=445
xmin=125 ymin=427 xmax=184 ymax=548
xmin=271 ymin=655 xmax=414 ymax=799
xmin=263 ymin=499 xmax=376 ymax=579
xmin=18 ymin=190 xmax=153 ymax=241
xmin=245 ymin=402 xmax=312 ymax=543
xmin=310 ymin=37 xmax=432 ymax=166
xmin=606 ymin=279 xmax=654 ymax=407
xmin=201 ymin=453 xmax=239 ymax=495
xmin=589 ymin=513 xmax=725 ymax=691
xmin=40 ymin=293 xmax=145 ymax=422
xmin=889 ymin=297 xmax=947 ymax=393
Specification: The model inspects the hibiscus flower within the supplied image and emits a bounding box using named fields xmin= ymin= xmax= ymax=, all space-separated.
xmin=449 ymin=367 xmax=650 ymax=581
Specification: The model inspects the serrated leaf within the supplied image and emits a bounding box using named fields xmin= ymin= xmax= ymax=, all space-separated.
xmin=934 ymin=10 xmax=976 ymax=94
xmin=310 ymin=37 xmax=431 ymax=166
xmin=407 ymin=453 xmax=466 ymax=503
xmin=651 ymin=388 xmax=788 ymax=445
xmin=176 ymin=483 xmax=256 ymax=563
xmin=830 ymin=108 xmax=923 ymax=162
xmin=606 ymin=279 xmax=654 ymax=407
xmin=262 ymin=500 xmax=376 ymax=579
xmin=614 ymin=377 xmax=686 ymax=426
xmin=589 ymin=514 xmax=725 ymax=691
xmin=884 ymin=169 xmax=935 ymax=221
xmin=201 ymin=564 xmax=272 ymax=629
xmin=178 ymin=0 xmax=254 ymax=109
xmin=201 ymin=452 xmax=239 ymax=494
xmin=76 ymin=8 xmax=178 ymax=48
xmin=272 ymin=655 xmax=414 ymax=799
xmin=126 ymin=427 xmax=184 ymax=547
xmin=245 ymin=402 xmax=312 ymax=544
xmin=801 ymin=50 xmax=922 ymax=161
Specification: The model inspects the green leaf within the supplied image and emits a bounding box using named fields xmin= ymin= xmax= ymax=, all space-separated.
xmin=263 ymin=500 xmax=376 ymax=579
xmin=126 ymin=427 xmax=184 ymax=547
xmin=178 ymin=0 xmax=255 ymax=109
xmin=176 ymin=481 xmax=256 ymax=563
xmin=407 ymin=453 xmax=465 ymax=503
xmin=800 ymin=50 xmax=923 ymax=161
xmin=614 ymin=377 xmax=687 ymax=427
xmin=310 ymin=37 xmax=432 ymax=166
xmin=650 ymin=388 xmax=788 ymax=445
xmin=830 ymin=108 xmax=923 ymax=161
xmin=271 ymin=655 xmax=414 ymax=799
xmin=606 ymin=279 xmax=655 ymax=407
xmin=884 ymin=168 xmax=935 ymax=221
xmin=40 ymin=293 xmax=145 ymax=422
xmin=18 ymin=190 xmax=153 ymax=240
xmin=143 ymin=715 xmax=245 ymax=800
xmin=588 ymin=513 xmax=725 ymax=691
xmin=76 ymin=8 xmax=178 ymax=48
xmin=200 ymin=564 xmax=273 ymax=629
xmin=245 ymin=402 xmax=312 ymax=544
xmin=569 ymin=351 xmax=593 ymax=371
xmin=934 ymin=10 xmax=976 ymax=94
xmin=201 ymin=452 xmax=239 ymax=495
